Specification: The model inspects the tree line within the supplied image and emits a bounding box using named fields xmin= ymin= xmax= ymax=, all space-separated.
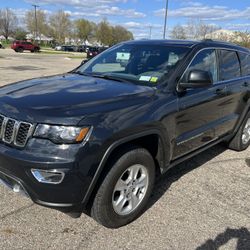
xmin=170 ymin=19 xmax=250 ymax=48
xmin=0 ymin=8 xmax=134 ymax=46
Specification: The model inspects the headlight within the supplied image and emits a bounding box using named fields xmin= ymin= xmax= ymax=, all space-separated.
xmin=34 ymin=124 xmax=91 ymax=144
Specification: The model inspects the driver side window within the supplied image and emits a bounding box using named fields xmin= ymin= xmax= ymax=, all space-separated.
xmin=182 ymin=49 xmax=218 ymax=83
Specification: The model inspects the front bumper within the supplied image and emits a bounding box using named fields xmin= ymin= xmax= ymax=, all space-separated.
xmin=0 ymin=138 xmax=96 ymax=214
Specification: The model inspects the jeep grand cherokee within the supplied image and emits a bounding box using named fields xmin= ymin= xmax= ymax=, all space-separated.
xmin=0 ymin=40 xmax=249 ymax=228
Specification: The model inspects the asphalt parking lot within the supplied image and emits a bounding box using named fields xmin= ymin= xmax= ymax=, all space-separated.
xmin=0 ymin=48 xmax=250 ymax=250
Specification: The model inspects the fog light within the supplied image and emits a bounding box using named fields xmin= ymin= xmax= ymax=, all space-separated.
xmin=31 ymin=169 xmax=65 ymax=184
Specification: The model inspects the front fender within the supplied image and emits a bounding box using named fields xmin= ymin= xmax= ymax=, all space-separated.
xmin=81 ymin=126 xmax=170 ymax=206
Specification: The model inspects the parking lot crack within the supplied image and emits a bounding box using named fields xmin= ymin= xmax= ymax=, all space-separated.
xmin=0 ymin=204 xmax=34 ymax=221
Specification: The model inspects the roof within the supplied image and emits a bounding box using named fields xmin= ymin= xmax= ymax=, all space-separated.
xmin=123 ymin=39 xmax=250 ymax=53
xmin=124 ymin=39 xmax=199 ymax=48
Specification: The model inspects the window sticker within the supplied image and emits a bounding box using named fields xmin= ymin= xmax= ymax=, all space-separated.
xmin=150 ymin=77 xmax=158 ymax=83
xmin=168 ymin=52 xmax=179 ymax=65
xmin=116 ymin=52 xmax=131 ymax=61
xmin=139 ymin=76 xmax=151 ymax=81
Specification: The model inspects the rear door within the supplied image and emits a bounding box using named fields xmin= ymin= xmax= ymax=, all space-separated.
xmin=174 ymin=48 xmax=229 ymax=158
xmin=216 ymin=49 xmax=249 ymax=135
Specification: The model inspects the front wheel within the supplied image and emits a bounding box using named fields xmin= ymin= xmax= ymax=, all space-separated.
xmin=91 ymin=146 xmax=155 ymax=228
xmin=17 ymin=47 xmax=23 ymax=53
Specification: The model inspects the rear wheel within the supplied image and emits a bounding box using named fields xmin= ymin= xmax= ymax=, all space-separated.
xmin=91 ymin=146 xmax=155 ymax=228
xmin=228 ymin=111 xmax=250 ymax=151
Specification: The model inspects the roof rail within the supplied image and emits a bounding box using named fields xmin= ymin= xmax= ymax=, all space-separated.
xmin=201 ymin=39 xmax=241 ymax=47
xmin=202 ymin=39 xmax=214 ymax=42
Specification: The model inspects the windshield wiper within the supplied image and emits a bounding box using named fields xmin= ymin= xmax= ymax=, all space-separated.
xmin=92 ymin=74 xmax=131 ymax=83
xmin=73 ymin=71 xmax=92 ymax=76
xmin=73 ymin=71 xmax=133 ymax=84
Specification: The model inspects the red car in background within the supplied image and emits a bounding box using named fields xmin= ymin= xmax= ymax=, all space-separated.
xmin=11 ymin=41 xmax=40 ymax=53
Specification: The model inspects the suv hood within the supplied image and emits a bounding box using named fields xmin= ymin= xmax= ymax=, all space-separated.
xmin=0 ymin=73 xmax=155 ymax=125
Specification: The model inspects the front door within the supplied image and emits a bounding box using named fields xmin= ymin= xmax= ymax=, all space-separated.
xmin=173 ymin=49 xmax=228 ymax=159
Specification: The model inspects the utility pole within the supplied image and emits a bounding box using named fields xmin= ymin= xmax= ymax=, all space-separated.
xmin=163 ymin=0 xmax=169 ymax=39
xmin=149 ymin=26 xmax=152 ymax=39
xmin=32 ymin=4 xmax=39 ymax=41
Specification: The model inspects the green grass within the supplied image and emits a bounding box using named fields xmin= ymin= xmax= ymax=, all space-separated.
xmin=40 ymin=50 xmax=71 ymax=55
xmin=40 ymin=49 xmax=86 ymax=58
xmin=67 ymin=55 xmax=85 ymax=59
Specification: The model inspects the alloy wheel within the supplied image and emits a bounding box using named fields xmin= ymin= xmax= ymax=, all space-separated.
xmin=112 ymin=164 xmax=149 ymax=216
xmin=242 ymin=118 xmax=250 ymax=145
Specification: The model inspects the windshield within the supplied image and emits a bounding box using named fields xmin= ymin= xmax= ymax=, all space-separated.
xmin=77 ymin=43 xmax=190 ymax=85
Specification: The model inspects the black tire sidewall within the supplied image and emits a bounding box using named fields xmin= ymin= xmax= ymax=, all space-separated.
xmin=239 ymin=112 xmax=250 ymax=150
xmin=93 ymin=148 xmax=155 ymax=228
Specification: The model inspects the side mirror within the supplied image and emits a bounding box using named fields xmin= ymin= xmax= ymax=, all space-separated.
xmin=179 ymin=70 xmax=213 ymax=90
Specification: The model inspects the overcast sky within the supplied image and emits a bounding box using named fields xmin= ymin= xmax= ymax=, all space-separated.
xmin=1 ymin=0 xmax=250 ymax=39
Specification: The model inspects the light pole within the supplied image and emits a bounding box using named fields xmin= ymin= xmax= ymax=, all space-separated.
xmin=32 ymin=4 xmax=39 ymax=41
xmin=149 ymin=26 xmax=152 ymax=39
xmin=163 ymin=0 xmax=169 ymax=39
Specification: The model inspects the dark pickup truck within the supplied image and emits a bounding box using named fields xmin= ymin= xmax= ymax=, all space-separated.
xmin=0 ymin=39 xmax=249 ymax=228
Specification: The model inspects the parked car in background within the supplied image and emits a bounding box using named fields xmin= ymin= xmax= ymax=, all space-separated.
xmin=11 ymin=41 xmax=40 ymax=53
xmin=62 ymin=45 xmax=77 ymax=52
xmin=54 ymin=45 xmax=62 ymax=51
xmin=87 ymin=46 xmax=108 ymax=59
xmin=76 ymin=45 xmax=87 ymax=52
xmin=0 ymin=42 xmax=4 ymax=49
xmin=54 ymin=45 xmax=79 ymax=52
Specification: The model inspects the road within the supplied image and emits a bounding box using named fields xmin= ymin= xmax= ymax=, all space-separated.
xmin=0 ymin=48 xmax=249 ymax=250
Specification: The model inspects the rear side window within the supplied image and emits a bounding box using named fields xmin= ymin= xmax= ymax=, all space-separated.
xmin=238 ymin=52 xmax=250 ymax=76
xmin=219 ymin=50 xmax=240 ymax=81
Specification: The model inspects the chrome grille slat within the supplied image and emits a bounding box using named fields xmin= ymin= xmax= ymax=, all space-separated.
xmin=0 ymin=115 xmax=4 ymax=138
xmin=0 ymin=114 xmax=33 ymax=148
xmin=3 ymin=119 xmax=16 ymax=143
xmin=15 ymin=122 xmax=33 ymax=147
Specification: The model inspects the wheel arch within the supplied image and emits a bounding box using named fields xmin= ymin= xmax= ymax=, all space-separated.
xmin=232 ymin=97 xmax=250 ymax=136
xmin=82 ymin=128 xmax=170 ymax=208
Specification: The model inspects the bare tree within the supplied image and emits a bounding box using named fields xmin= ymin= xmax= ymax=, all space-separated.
xmin=74 ymin=19 xmax=92 ymax=42
xmin=96 ymin=19 xmax=113 ymax=46
xmin=49 ymin=10 xmax=71 ymax=43
xmin=25 ymin=9 xmax=48 ymax=39
xmin=170 ymin=25 xmax=187 ymax=39
xmin=185 ymin=19 xmax=219 ymax=40
xmin=0 ymin=8 xmax=17 ymax=40
xmin=112 ymin=25 xmax=133 ymax=45
xmin=199 ymin=23 xmax=216 ymax=39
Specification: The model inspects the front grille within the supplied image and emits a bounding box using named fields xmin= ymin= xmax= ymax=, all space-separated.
xmin=0 ymin=114 xmax=33 ymax=148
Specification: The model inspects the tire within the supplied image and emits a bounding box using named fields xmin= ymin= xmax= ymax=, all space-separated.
xmin=17 ymin=47 xmax=23 ymax=53
xmin=34 ymin=48 xmax=39 ymax=53
xmin=91 ymin=146 xmax=155 ymax=228
xmin=228 ymin=111 xmax=250 ymax=151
